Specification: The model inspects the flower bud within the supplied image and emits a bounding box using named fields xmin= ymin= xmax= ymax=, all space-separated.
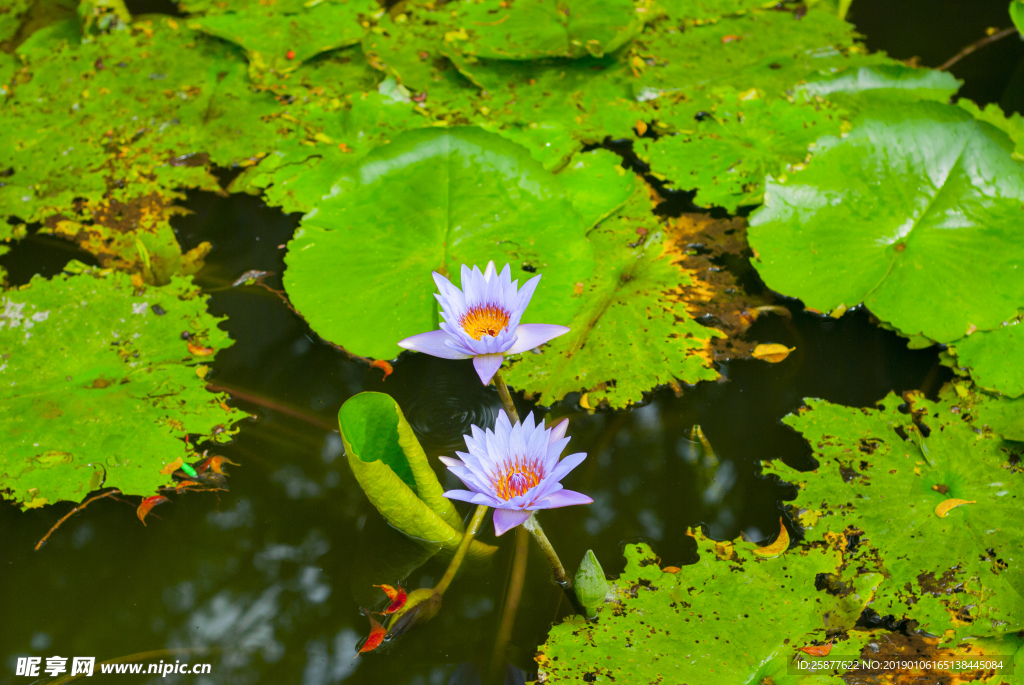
xmin=574 ymin=550 xmax=608 ymax=619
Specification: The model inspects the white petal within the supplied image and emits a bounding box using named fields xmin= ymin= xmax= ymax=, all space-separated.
xmin=397 ymin=330 xmax=471 ymax=359
xmin=506 ymin=324 xmax=571 ymax=354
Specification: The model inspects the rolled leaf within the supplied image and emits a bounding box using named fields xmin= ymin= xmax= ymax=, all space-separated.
xmin=340 ymin=392 xmax=495 ymax=559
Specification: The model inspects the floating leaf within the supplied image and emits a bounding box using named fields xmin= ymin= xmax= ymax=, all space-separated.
xmin=796 ymin=64 xmax=961 ymax=112
xmin=536 ymin=536 xmax=865 ymax=683
xmin=639 ymin=94 xmax=844 ymax=212
xmin=190 ymin=0 xmax=377 ymax=77
xmin=749 ymin=102 xmax=1024 ymax=344
xmin=374 ymin=584 xmax=407 ymax=615
xmin=934 ymin=498 xmax=977 ymax=518
xmin=504 ymin=188 xmax=722 ymax=408
xmin=0 ymin=270 xmax=241 ymax=508
xmin=357 ymin=610 xmax=387 ymax=654
xmin=445 ymin=0 xmax=643 ymax=61
xmin=949 ymin=320 xmax=1024 ymax=398
xmin=767 ymin=390 xmax=1024 ymax=640
xmin=159 ymin=457 xmax=184 ymax=475
xmin=972 ymin=393 xmax=1024 ymax=442
xmin=284 ymin=127 xmax=632 ymax=362
xmin=751 ymin=343 xmax=795 ymax=363
xmin=339 ymin=392 xmax=496 ymax=559
xmin=751 ymin=517 xmax=789 ymax=558
xmin=136 ymin=495 xmax=169 ymax=525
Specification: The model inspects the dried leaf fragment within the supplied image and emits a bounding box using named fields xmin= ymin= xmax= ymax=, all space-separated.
xmin=137 ymin=495 xmax=169 ymax=525
xmin=752 ymin=517 xmax=789 ymax=558
xmin=752 ymin=343 xmax=795 ymax=363
xmin=935 ymin=498 xmax=976 ymax=518
xmin=159 ymin=457 xmax=184 ymax=475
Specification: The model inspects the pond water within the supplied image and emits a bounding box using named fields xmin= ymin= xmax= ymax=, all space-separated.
xmin=0 ymin=1 xmax=1019 ymax=683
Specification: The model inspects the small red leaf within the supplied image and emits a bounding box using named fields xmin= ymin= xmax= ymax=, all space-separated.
xmin=188 ymin=342 xmax=214 ymax=356
xmin=799 ymin=639 xmax=834 ymax=656
xmin=137 ymin=496 xmax=169 ymax=526
xmin=358 ymin=610 xmax=386 ymax=654
xmin=374 ymin=584 xmax=407 ymax=614
xmin=370 ymin=359 xmax=393 ymax=380
xmin=196 ymin=455 xmax=239 ymax=475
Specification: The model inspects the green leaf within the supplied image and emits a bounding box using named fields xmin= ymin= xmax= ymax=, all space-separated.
xmin=973 ymin=392 xmax=1024 ymax=442
xmin=949 ymin=320 xmax=1024 ymax=398
xmin=1013 ymin=0 xmax=1024 ymax=36
xmin=796 ymin=64 xmax=961 ymax=105
xmin=339 ymin=392 xmax=496 ymax=558
xmin=958 ymin=99 xmax=1024 ymax=158
xmin=445 ymin=0 xmax=644 ymax=60
xmin=748 ymin=102 xmax=1024 ymax=344
xmin=638 ymin=93 xmax=844 ymax=212
xmin=537 ymin=537 xmax=863 ymax=683
xmin=190 ymin=0 xmax=377 ymax=77
xmin=768 ymin=391 xmax=1024 ymax=641
xmin=0 ymin=270 xmax=242 ymax=508
xmin=283 ymin=127 xmax=633 ymax=361
xmin=504 ymin=188 xmax=721 ymax=408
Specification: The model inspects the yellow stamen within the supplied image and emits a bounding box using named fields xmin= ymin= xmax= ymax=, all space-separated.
xmin=460 ymin=305 xmax=511 ymax=340
xmin=492 ymin=458 xmax=542 ymax=501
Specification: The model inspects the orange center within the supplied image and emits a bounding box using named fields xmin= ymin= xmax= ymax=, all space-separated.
xmin=492 ymin=459 xmax=542 ymax=501
xmin=460 ymin=305 xmax=511 ymax=340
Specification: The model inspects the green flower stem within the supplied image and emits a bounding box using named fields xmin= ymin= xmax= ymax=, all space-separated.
xmin=523 ymin=512 xmax=570 ymax=586
xmin=434 ymin=504 xmax=489 ymax=595
xmin=489 ymin=526 xmax=530 ymax=683
xmin=493 ymin=367 xmax=581 ymax=610
xmin=492 ymin=368 xmax=521 ymax=423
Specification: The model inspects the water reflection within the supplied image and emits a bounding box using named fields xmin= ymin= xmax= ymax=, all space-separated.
xmin=0 ymin=192 xmax=951 ymax=684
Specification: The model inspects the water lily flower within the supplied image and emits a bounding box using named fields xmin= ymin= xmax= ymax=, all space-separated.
xmin=397 ymin=262 xmax=570 ymax=385
xmin=440 ymin=411 xmax=593 ymax=536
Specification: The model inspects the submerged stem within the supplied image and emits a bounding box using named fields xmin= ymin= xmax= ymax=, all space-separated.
xmin=491 ymin=368 xmax=520 ymax=423
xmin=488 ymin=525 xmax=530 ymax=684
xmin=434 ymin=504 xmax=489 ymax=595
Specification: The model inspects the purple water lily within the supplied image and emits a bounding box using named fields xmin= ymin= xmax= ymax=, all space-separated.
xmin=397 ymin=262 xmax=569 ymax=385
xmin=440 ymin=411 xmax=593 ymax=536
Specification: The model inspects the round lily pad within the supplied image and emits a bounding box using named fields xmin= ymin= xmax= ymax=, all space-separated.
xmin=0 ymin=270 xmax=240 ymax=508
xmin=749 ymin=102 xmax=1024 ymax=344
xmin=283 ymin=127 xmax=633 ymax=361
xmin=950 ymin=321 xmax=1024 ymax=398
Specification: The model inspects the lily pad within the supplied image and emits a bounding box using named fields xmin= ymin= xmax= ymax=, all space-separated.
xmin=0 ymin=269 xmax=241 ymax=508
xmin=283 ymin=127 xmax=633 ymax=361
xmin=504 ymin=187 xmax=721 ymax=408
xmin=339 ymin=392 xmax=496 ymax=558
xmin=638 ymin=93 xmax=844 ymax=212
xmin=796 ymin=64 xmax=961 ymax=105
xmin=972 ymin=392 xmax=1024 ymax=443
xmin=0 ymin=17 xmax=287 ymax=279
xmin=190 ymin=0 xmax=377 ymax=77
xmin=445 ymin=0 xmax=644 ymax=61
xmin=748 ymin=102 xmax=1024 ymax=344
xmin=768 ymin=392 xmax=1024 ymax=641
xmin=949 ymin=320 xmax=1024 ymax=398
xmin=536 ymin=537 xmax=868 ymax=684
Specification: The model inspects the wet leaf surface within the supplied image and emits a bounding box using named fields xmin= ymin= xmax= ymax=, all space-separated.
xmin=503 ymin=186 xmax=722 ymax=408
xmin=283 ymin=127 xmax=630 ymax=362
xmin=949 ymin=319 xmax=1024 ymax=399
xmin=767 ymin=390 xmax=1024 ymax=642
xmin=0 ymin=269 xmax=241 ymax=507
xmin=749 ymin=102 xmax=1024 ymax=345
xmin=535 ymin=536 xmax=859 ymax=684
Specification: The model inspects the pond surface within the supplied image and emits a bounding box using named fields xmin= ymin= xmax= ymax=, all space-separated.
xmin=0 ymin=1 xmax=1018 ymax=683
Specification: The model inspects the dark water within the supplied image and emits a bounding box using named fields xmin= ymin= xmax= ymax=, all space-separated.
xmin=0 ymin=1 xmax=1015 ymax=682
